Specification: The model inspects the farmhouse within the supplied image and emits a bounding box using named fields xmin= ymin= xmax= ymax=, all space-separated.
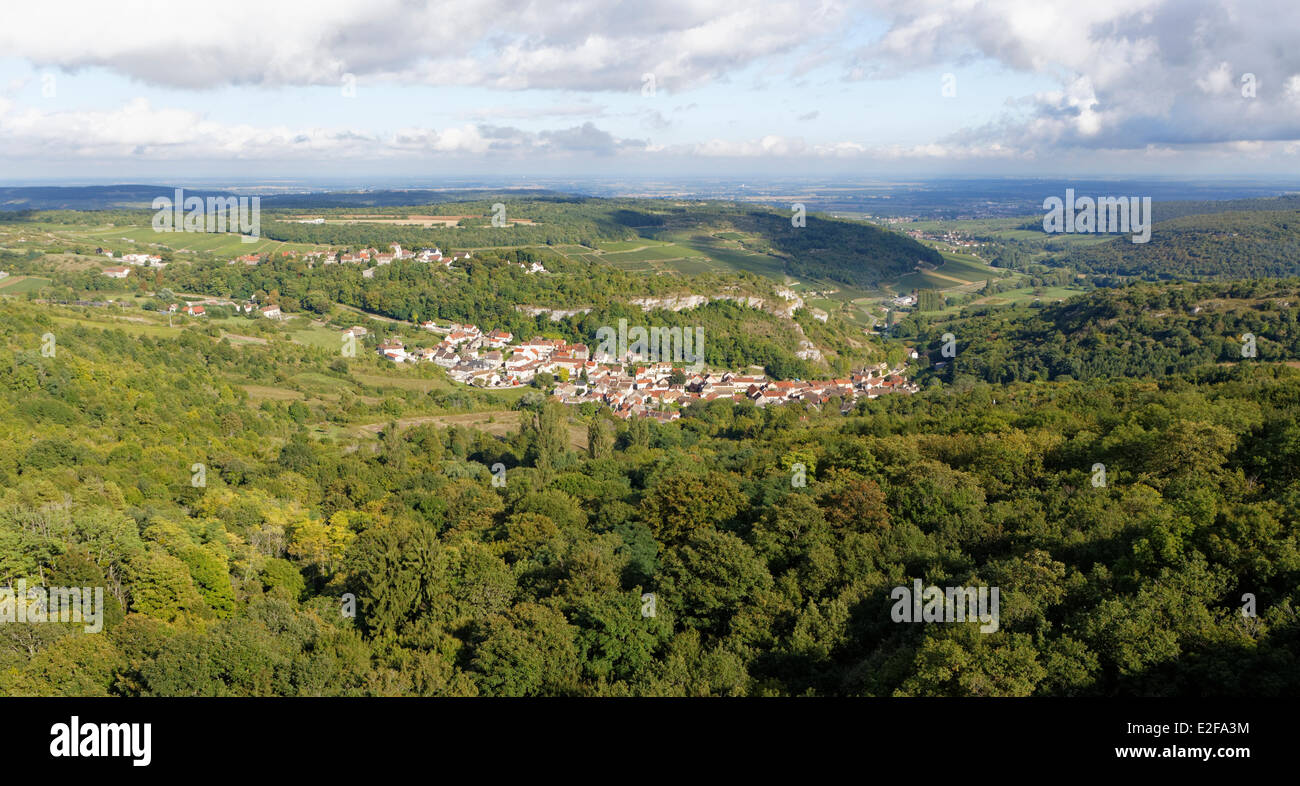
xmin=378 ymin=338 xmax=409 ymax=363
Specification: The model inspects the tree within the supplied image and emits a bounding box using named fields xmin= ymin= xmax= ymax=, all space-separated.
xmin=124 ymin=549 xmax=209 ymax=622
xmin=524 ymin=400 xmax=567 ymax=476
xmin=639 ymin=471 xmax=744 ymax=544
xmin=288 ymin=512 xmax=356 ymax=579
xmin=380 ymin=421 xmax=407 ymax=470
xmin=469 ymin=603 xmax=580 ymax=696
xmin=587 ymin=416 xmax=614 ymax=459
xmin=658 ymin=528 xmax=772 ymax=635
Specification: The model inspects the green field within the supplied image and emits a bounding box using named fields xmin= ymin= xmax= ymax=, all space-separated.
xmin=602 ymin=244 xmax=704 ymax=263
xmin=350 ymin=370 xmax=452 ymax=393
xmin=594 ymin=239 xmax=674 ymax=253
xmin=29 ymin=221 xmax=328 ymax=258
xmin=936 ymin=253 xmax=1002 ymax=278
xmin=0 ymin=275 xmax=52 ymax=293
xmin=667 ymin=232 xmax=787 ymax=279
xmin=976 ymin=285 xmax=1087 ymax=306
xmin=48 ymin=313 xmax=186 ymax=338
xmin=886 ymin=247 xmax=1016 ymax=295
xmin=568 ymin=229 xmax=791 ymax=281
xmin=891 ymin=271 xmax=955 ymax=292
xmin=288 ymin=324 xmax=349 ymax=351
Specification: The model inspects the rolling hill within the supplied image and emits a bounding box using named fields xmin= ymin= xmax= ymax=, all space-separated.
xmin=1052 ymin=209 xmax=1300 ymax=280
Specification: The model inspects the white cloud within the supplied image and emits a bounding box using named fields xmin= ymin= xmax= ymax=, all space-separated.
xmin=1285 ymin=75 xmax=1300 ymax=100
xmin=466 ymin=104 xmax=606 ymax=121
xmin=1196 ymin=61 xmax=1235 ymax=95
xmin=855 ymin=0 xmax=1300 ymax=152
xmin=5 ymin=0 xmax=1300 ymax=169
xmin=0 ymin=0 xmax=850 ymax=92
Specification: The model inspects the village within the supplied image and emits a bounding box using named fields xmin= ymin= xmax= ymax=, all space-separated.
xmin=316 ymin=244 xmax=917 ymax=417
xmin=369 ymin=317 xmax=920 ymax=421
xmin=277 ymin=243 xmax=545 ymax=277
xmin=99 ymin=241 xmax=545 ymax=281
xmin=96 ymin=241 xmax=919 ymax=420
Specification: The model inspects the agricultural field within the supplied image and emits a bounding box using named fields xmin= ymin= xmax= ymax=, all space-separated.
xmin=47 ymin=312 xmax=187 ymax=338
xmin=582 ymin=229 xmax=789 ymax=280
xmin=5 ymin=218 xmax=328 ymax=259
xmin=593 ymin=239 xmax=674 ymax=253
xmin=973 ymin=284 xmax=1088 ymax=306
xmin=78 ymin=224 xmax=325 ymax=256
xmin=0 ymin=275 xmax=52 ymax=294
xmin=873 ymin=232 xmax=1018 ymax=291
xmin=600 ymin=244 xmax=703 ymax=264
xmin=349 ymin=370 xmax=454 ymax=394
xmin=287 ymin=322 xmax=352 ymax=351
xmin=354 ymin=408 xmax=587 ymax=451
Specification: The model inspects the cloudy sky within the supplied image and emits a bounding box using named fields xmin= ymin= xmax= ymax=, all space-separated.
xmin=2 ymin=0 xmax=1300 ymax=182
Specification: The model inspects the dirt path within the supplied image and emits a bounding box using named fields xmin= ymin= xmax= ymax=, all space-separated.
xmin=927 ymin=270 xmax=973 ymax=286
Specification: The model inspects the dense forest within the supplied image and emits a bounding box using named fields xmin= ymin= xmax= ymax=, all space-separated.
xmin=1049 ymin=210 xmax=1300 ymax=280
xmin=2 ymin=294 xmax=1297 ymax=696
xmin=908 ymin=279 xmax=1300 ymax=384
xmin=1145 ymin=194 xmax=1300 ymax=224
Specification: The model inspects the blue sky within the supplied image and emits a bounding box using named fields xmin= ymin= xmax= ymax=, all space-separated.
xmin=2 ymin=0 xmax=1299 ymax=181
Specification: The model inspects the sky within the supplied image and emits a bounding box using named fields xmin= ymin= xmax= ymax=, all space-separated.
xmin=2 ymin=0 xmax=1300 ymax=182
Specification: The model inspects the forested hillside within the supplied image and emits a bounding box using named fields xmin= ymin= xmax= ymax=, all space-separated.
xmin=1149 ymin=194 xmax=1300 ymax=223
xmin=2 ymin=295 xmax=1296 ymax=697
xmin=909 ymin=279 xmax=1300 ymax=384
xmin=1051 ymin=210 xmax=1300 ymax=280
